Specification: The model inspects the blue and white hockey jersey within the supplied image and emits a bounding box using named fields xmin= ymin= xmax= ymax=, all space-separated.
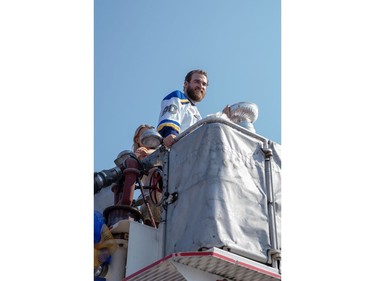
xmin=157 ymin=90 xmax=202 ymax=138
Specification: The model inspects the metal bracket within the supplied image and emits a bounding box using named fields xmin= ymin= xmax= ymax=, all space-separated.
xmin=164 ymin=192 xmax=179 ymax=205
xmin=267 ymin=248 xmax=281 ymax=264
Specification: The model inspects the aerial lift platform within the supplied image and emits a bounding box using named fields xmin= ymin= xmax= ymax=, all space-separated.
xmin=95 ymin=113 xmax=281 ymax=281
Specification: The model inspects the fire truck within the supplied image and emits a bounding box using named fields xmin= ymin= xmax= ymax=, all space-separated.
xmin=94 ymin=104 xmax=281 ymax=281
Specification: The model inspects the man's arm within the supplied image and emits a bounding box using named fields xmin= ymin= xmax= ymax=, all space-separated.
xmin=157 ymin=91 xmax=186 ymax=147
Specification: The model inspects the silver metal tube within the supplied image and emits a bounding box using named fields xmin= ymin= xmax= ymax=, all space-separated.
xmin=142 ymin=116 xmax=268 ymax=169
xmin=175 ymin=116 xmax=268 ymax=147
xmin=161 ymin=149 xmax=170 ymax=258
xmin=136 ymin=178 xmax=156 ymax=228
xmin=263 ymin=142 xmax=280 ymax=269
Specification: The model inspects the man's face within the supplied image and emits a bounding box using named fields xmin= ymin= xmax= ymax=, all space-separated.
xmin=184 ymin=73 xmax=208 ymax=103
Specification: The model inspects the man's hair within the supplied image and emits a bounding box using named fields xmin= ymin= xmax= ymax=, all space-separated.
xmin=184 ymin=69 xmax=209 ymax=86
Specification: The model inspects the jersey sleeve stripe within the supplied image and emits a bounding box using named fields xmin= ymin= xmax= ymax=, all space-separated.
xmin=157 ymin=122 xmax=181 ymax=133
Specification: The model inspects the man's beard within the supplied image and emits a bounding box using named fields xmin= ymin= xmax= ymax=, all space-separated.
xmin=186 ymin=86 xmax=205 ymax=103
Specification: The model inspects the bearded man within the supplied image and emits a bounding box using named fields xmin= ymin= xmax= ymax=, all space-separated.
xmin=157 ymin=69 xmax=209 ymax=148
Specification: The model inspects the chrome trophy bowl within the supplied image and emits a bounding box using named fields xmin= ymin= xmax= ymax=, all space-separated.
xmin=229 ymin=102 xmax=259 ymax=132
xmin=140 ymin=128 xmax=163 ymax=149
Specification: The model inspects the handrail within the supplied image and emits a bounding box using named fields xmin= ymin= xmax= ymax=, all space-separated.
xmin=175 ymin=116 xmax=269 ymax=147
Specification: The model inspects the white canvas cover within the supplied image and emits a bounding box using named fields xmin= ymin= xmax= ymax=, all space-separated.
xmin=165 ymin=122 xmax=281 ymax=264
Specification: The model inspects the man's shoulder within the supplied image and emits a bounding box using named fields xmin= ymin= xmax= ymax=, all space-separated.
xmin=163 ymin=90 xmax=187 ymax=101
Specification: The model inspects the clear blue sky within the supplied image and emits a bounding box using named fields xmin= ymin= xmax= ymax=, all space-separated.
xmin=94 ymin=0 xmax=281 ymax=171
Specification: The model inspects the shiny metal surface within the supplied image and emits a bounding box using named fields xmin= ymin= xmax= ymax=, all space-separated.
xmin=229 ymin=102 xmax=259 ymax=124
xmin=140 ymin=129 xmax=163 ymax=149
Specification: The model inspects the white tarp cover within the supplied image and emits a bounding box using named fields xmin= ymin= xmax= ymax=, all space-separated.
xmin=165 ymin=122 xmax=281 ymax=264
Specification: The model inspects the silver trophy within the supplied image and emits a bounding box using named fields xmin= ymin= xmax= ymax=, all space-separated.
xmin=229 ymin=102 xmax=259 ymax=133
xmin=140 ymin=128 xmax=163 ymax=149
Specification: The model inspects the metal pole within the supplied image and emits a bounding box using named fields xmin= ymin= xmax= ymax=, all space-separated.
xmin=137 ymin=178 xmax=156 ymax=228
xmin=263 ymin=143 xmax=280 ymax=269
xmin=161 ymin=148 xmax=170 ymax=258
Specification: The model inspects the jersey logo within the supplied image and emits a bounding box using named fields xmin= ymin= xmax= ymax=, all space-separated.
xmin=162 ymin=104 xmax=178 ymax=115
